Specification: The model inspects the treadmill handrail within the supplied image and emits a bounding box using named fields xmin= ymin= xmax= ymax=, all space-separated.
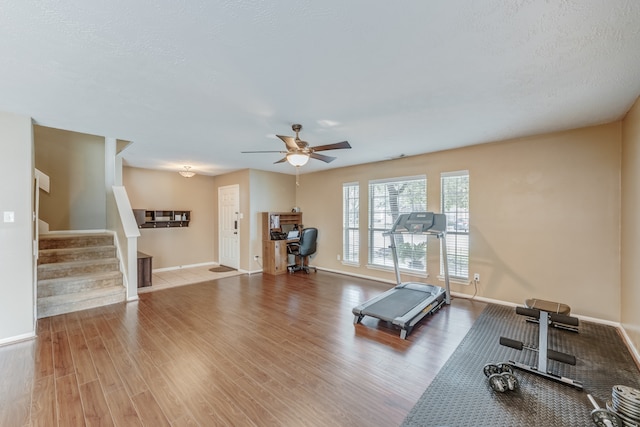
xmin=384 ymin=212 xmax=451 ymax=305
xmin=383 ymin=229 xmax=445 ymax=237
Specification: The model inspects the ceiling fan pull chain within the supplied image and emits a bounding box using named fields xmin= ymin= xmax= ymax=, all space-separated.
xmin=296 ymin=166 xmax=300 ymax=186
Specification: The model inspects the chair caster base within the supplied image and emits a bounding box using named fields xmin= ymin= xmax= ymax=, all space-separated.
xmin=288 ymin=265 xmax=317 ymax=274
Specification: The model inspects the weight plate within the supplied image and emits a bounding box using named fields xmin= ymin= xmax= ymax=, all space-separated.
xmin=501 ymin=372 xmax=519 ymax=391
xmin=612 ymin=385 xmax=640 ymax=422
xmin=611 ymin=396 xmax=640 ymax=421
xmin=612 ymin=395 xmax=640 ymax=409
xmin=613 ymin=385 xmax=640 ymax=404
xmin=611 ymin=401 xmax=640 ymax=421
xmin=483 ymin=363 xmax=499 ymax=377
xmin=497 ymin=363 xmax=513 ymax=374
xmin=607 ymin=401 xmax=640 ymax=427
xmin=591 ymin=408 xmax=623 ymax=427
xmin=489 ymin=373 xmax=507 ymax=393
xmin=613 ymin=385 xmax=640 ymax=411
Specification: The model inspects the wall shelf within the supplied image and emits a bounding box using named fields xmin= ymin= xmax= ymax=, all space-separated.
xmin=133 ymin=209 xmax=191 ymax=228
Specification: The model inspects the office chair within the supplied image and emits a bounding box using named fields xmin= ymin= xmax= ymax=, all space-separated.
xmin=287 ymin=227 xmax=318 ymax=274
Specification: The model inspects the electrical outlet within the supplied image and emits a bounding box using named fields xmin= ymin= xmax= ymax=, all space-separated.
xmin=337 ymin=254 xmax=341 ymax=261
xmin=474 ymin=273 xmax=480 ymax=282
xmin=254 ymin=255 xmax=259 ymax=260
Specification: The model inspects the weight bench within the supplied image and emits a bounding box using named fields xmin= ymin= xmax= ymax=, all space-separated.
xmin=524 ymin=298 xmax=578 ymax=333
xmin=500 ymin=303 xmax=583 ymax=390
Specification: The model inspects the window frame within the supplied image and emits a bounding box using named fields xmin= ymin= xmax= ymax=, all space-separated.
xmin=367 ymin=175 xmax=427 ymax=274
xmin=440 ymin=170 xmax=469 ymax=280
xmin=342 ymin=182 xmax=360 ymax=265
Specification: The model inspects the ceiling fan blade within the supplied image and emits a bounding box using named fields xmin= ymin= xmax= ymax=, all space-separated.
xmin=241 ymin=150 xmax=287 ymax=154
xmin=274 ymin=157 xmax=288 ymax=164
xmin=310 ymin=141 xmax=351 ymax=152
xmin=276 ymin=135 xmax=300 ymax=150
xmin=309 ymin=152 xmax=336 ymax=163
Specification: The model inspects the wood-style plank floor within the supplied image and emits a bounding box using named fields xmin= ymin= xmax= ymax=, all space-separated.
xmin=0 ymin=271 xmax=487 ymax=426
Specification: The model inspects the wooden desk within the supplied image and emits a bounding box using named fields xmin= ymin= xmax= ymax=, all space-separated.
xmin=263 ymin=240 xmax=286 ymax=275
xmin=262 ymin=239 xmax=298 ymax=275
xmin=262 ymin=211 xmax=303 ymax=275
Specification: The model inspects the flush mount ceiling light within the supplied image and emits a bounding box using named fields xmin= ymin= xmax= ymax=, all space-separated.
xmin=179 ymin=166 xmax=196 ymax=178
xmin=286 ymin=152 xmax=309 ymax=167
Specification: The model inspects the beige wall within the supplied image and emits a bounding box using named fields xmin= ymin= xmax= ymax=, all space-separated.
xmin=622 ymin=96 xmax=640 ymax=351
xmin=298 ymin=123 xmax=622 ymax=321
xmin=123 ymin=167 xmax=217 ymax=269
xmin=122 ymin=167 xmax=295 ymax=272
xmin=34 ymin=126 xmax=106 ymax=230
xmin=0 ymin=111 xmax=35 ymax=342
xmin=210 ymin=168 xmax=296 ymax=271
xmin=249 ymin=169 xmax=297 ymax=270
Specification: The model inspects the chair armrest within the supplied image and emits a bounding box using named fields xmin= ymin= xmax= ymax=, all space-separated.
xmin=287 ymin=242 xmax=300 ymax=253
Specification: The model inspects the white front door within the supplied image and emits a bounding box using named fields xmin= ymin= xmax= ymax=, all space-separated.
xmin=218 ymin=184 xmax=240 ymax=269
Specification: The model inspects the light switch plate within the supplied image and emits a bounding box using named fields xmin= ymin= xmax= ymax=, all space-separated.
xmin=4 ymin=211 xmax=15 ymax=223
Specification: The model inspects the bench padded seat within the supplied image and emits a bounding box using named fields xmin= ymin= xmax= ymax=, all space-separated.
xmin=525 ymin=298 xmax=570 ymax=315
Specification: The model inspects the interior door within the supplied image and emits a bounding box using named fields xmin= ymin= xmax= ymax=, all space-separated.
xmin=218 ymin=184 xmax=240 ymax=269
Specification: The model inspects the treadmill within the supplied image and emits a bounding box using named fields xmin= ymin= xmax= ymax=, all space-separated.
xmin=352 ymin=212 xmax=451 ymax=339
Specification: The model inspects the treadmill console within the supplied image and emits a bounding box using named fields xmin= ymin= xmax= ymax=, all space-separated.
xmin=389 ymin=212 xmax=446 ymax=234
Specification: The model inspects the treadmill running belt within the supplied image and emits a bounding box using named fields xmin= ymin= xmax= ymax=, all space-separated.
xmin=361 ymin=289 xmax=434 ymax=322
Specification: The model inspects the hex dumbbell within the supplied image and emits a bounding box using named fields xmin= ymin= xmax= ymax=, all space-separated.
xmin=483 ymin=363 xmax=519 ymax=392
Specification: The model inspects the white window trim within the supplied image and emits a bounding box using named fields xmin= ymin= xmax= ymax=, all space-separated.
xmin=367 ymin=175 xmax=427 ymax=273
xmin=343 ymin=181 xmax=360 ymax=265
xmin=441 ymin=170 xmax=470 ymax=280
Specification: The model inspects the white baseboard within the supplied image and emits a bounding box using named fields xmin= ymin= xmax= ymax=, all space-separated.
xmin=153 ymin=261 xmax=216 ymax=273
xmin=0 ymin=331 xmax=36 ymax=347
xmin=618 ymin=325 xmax=640 ymax=368
xmin=451 ymin=292 xmax=519 ymax=308
xmin=317 ymin=266 xmax=396 ymax=287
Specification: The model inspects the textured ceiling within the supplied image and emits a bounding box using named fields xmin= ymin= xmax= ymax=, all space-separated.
xmin=1 ymin=1 xmax=640 ymax=176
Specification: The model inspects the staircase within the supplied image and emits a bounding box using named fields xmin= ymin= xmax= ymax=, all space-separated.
xmin=37 ymin=233 xmax=126 ymax=318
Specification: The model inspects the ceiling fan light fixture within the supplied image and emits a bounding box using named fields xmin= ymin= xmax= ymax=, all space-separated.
xmin=286 ymin=153 xmax=309 ymax=167
xmin=179 ymin=166 xmax=196 ymax=178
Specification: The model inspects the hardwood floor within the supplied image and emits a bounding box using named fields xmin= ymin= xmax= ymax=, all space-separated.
xmin=0 ymin=271 xmax=487 ymax=426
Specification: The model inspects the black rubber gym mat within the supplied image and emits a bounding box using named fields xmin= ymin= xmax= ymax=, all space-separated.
xmin=402 ymin=303 xmax=640 ymax=426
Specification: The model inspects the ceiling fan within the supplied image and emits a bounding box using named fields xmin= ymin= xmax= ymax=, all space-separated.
xmin=242 ymin=124 xmax=351 ymax=166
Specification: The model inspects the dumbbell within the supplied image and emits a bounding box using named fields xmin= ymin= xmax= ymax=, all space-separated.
xmin=483 ymin=363 xmax=519 ymax=393
xmin=587 ymin=394 xmax=622 ymax=427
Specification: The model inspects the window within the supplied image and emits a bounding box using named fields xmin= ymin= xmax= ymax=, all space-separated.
xmin=441 ymin=171 xmax=469 ymax=279
xmin=368 ymin=176 xmax=427 ymax=271
xmin=343 ymin=182 xmax=359 ymax=264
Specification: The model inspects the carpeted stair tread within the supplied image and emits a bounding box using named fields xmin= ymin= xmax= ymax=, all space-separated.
xmin=37 ymin=285 xmax=126 ymax=318
xmin=38 ymin=257 xmax=120 ymax=280
xmin=39 ymin=233 xmax=114 ymax=250
xmin=37 ymin=232 xmax=125 ymax=318
xmin=38 ymin=245 xmax=116 ymax=264
xmin=38 ymin=271 xmax=123 ymax=297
